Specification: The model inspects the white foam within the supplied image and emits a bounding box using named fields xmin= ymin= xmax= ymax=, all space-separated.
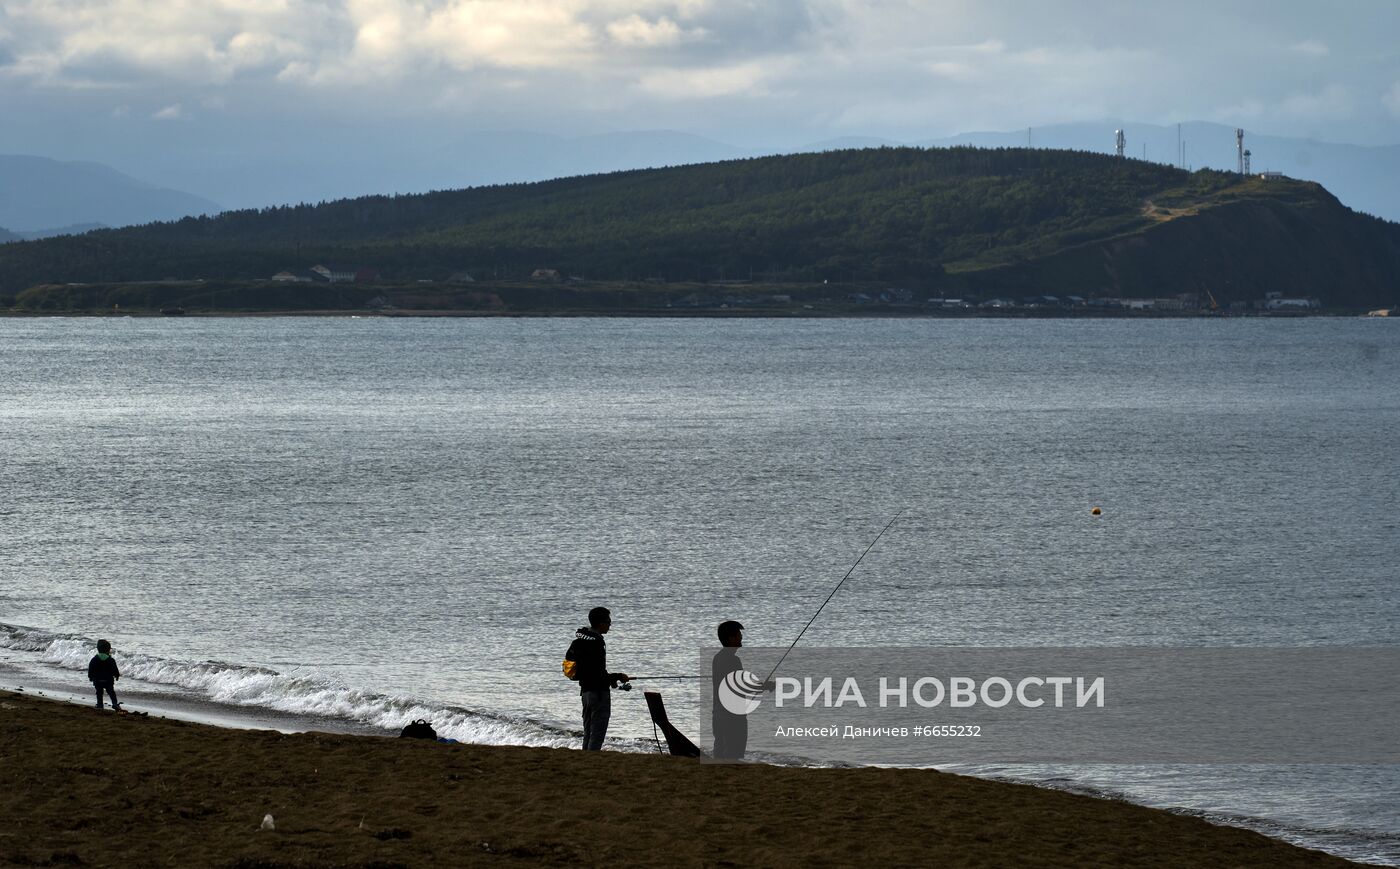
xmin=0 ymin=622 xmax=611 ymax=750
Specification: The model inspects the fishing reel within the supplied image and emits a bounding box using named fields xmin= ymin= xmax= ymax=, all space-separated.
xmin=617 ymin=681 xmax=634 ymax=692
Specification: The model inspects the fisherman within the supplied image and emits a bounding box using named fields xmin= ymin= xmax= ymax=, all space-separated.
xmin=712 ymin=620 xmax=751 ymax=760
xmin=568 ymin=607 xmax=630 ymax=751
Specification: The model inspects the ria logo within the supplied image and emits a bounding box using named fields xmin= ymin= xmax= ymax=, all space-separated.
xmin=718 ymin=670 xmax=766 ymax=716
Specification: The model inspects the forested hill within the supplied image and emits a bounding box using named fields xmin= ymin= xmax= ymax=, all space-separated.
xmin=2 ymin=147 xmax=1399 ymax=307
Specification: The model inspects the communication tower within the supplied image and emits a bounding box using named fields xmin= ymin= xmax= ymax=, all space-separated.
xmin=1114 ymin=129 xmax=1125 ymax=158
xmin=1243 ymin=149 xmax=1252 ymax=175
xmin=1236 ymin=128 xmax=1245 ymax=174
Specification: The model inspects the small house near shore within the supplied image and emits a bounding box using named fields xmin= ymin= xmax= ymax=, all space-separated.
xmin=311 ymin=264 xmax=356 ymax=283
xmin=273 ymin=265 xmax=380 ymax=283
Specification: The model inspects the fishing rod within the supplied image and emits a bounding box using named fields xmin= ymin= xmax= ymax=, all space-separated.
xmin=614 ymin=675 xmax=708 ymax=692
xmin=614 ymin=513 xmax=905 ymax=694
xmin=762 ymin=510 xmax=904 ymax=685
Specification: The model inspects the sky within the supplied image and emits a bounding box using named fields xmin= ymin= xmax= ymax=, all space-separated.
xmin=2 ymin=0 xmax=1398 ymax=206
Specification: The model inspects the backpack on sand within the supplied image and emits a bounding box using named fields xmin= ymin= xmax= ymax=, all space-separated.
xmin=399 ymin=718 xmax=437 ymax=740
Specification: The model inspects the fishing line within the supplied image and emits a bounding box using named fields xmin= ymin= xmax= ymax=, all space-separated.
xmin=762 ymin=510 xmax=904 ymax=684
xmin=276 ymin=661 xmax=449 ymax=669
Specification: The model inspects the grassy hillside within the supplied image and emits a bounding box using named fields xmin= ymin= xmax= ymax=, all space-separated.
xmin=2 ymin=147 xmax=1398 ymax=307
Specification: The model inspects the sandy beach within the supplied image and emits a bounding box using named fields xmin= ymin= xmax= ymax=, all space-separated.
xmin=0 ymin=689 xmax=1368 ymax=869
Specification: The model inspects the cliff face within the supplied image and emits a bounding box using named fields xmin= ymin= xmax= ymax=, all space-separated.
xmin=969 ymin=184 xmax=1400 ymax=306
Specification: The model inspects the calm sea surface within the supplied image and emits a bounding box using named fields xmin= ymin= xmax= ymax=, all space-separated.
xmin=2 ymin=317 xmax=1397 ymax=862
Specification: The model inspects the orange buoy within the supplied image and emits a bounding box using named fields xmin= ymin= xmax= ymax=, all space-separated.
xmin=1091 ymin=506 xmax=1102 ymax=515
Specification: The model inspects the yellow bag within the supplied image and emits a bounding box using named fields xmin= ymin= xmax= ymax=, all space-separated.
xmin=562 ymin=658 xmax=579 ymax=680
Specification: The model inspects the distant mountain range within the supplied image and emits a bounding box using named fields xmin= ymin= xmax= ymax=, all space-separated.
xmin=0 ymin=156 xmax=220 ymax=236
xmin=0 ymin=222 xmax=108 ymax=242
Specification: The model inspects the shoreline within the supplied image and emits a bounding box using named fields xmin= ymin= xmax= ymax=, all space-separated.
xmin=0 ymin=307 xmax=1380 ymax=319
xmin=0 ymin=667 xmax=384 ymax=738
xmin=1 ymin=688 xmax=1371 ymax=868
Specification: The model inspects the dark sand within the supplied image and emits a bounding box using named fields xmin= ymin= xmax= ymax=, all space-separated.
xmin=0 ymin=690 xmax=1368 ymax=868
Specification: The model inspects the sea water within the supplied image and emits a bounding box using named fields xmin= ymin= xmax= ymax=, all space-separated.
xmin=1 ymin=316 xmax=1397 ymax=862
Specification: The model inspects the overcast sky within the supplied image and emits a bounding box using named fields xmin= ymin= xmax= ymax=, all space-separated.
xmin=2 ymin=0 xmax=1397 ymax=202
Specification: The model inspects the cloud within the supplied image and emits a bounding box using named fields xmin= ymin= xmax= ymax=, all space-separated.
xmin=606 ymin=14 xmax=685 ymax=46
xmin=1291 ymin=40 xmax=1329 ymax=57
xmin=1385 ymin=82 xmax=1400 ymax=118
xmin=0 ymin=0 xmax=1398 ymax=149
xmin=1279 ymin=84 xmax=1355 ymax=122
xmin=948 ymin=39 xmax=1007 ymax=55
xmin=926 ymin=60 xmax=974 ymax=81
xmin=0 ymin=0 xmax=776 ymax=89
xmin=152 ymin=102 xmax=183 ymax=119
xmin=226 ymin=31 xmax=306 ymax=69
xmin=1 ymin=0 xmax=322 ymax=86
xmin=638 ymin=58 xmax=789 ymax=99
xmin=418 ymin=1 xmax=601 ymax=71
xmin=1212 ymin=99 xmax=1266 ymax=123
xmin=1213 ymin=85 xmax=1360 ymax=129
xmin=817 ymin=35 xmax=1158 ymax=137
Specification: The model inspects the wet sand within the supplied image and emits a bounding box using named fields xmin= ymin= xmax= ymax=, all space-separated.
xmin=0 ymin=689 xmax=1368 ymax=868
